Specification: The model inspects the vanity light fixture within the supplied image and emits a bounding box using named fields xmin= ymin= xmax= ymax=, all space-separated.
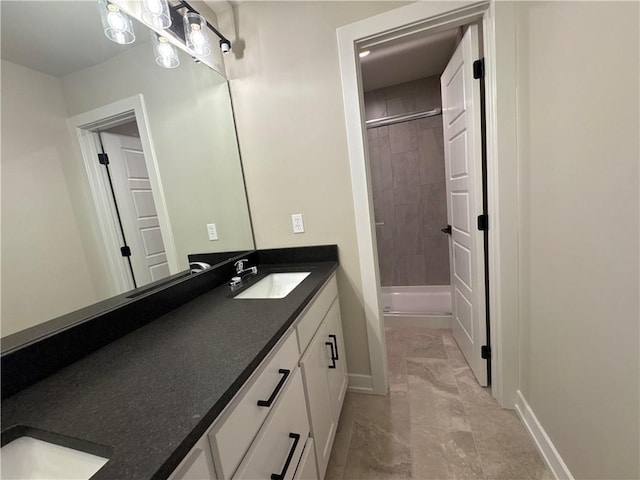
xmin=152 ymin=32 xmax=180 ymax=68
xmin=141 ymin=0 xmax=171 ymax=30
xmin=98 ymin=0 xmax=135 ymax=44
xmin=183 ymin=11 xmax=210 ymax=57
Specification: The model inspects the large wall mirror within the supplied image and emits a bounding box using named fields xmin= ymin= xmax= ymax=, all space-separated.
xmin=1 ymin=1 xmax=254 ymax=340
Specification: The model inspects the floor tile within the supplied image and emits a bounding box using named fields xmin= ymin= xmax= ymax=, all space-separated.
xmin=327 ymin=328 xmax=551 ymax=480
xmin=411 ymin=425 xmax=486 ymax=480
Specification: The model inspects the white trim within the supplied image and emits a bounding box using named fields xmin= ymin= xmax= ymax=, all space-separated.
xmin=67 ymin=95 xmax=179 ymax=296
xmin=337 ymin=0 xmax=520 ymax=405
xmin=347 ymin=374 xmax=374 ymax=394
xmin=515 ymin=391 xmax=574 ymax=480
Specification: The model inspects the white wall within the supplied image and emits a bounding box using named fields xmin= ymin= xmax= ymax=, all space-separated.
xmin=219 ymin=1 xmax=408 ymax=376
xmin=1 ymin=60 xmax=99 ymax=336
xmin=515 ymin=2 xmax=639 ymax=478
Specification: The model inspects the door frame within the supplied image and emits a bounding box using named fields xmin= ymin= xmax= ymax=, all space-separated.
xmin=337 ymin=1 xmax=519 ymax=407
xmin=67 ymin=94 xmax=179 ymax=296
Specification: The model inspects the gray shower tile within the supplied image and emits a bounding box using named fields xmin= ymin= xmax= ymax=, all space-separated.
xmin=368 ymin=134 xmax=383 ymax=207
xmin=364 ymin=90 xmax=388 ymax=120
xmin=376 ymin=228 xmax=396 ymax=287
xmin=418 ymin=127 xmax=446 ymax=185
xmin=393 ymin=254 xmax=427 ymax=286
xmin=421 ymin=183 xmax=448 ymax=237
xmin=387 ymin=96 xmax=416 ymax=117
xmin=389 ymin=122 xmax=418 ymax=154
xmin=379 ymin=135 xmax=393 ymax=190
xmin=417 ymin=115 xmax=445 ymax=130
xmin=384 ymin=81 xmax=415 ymax=101
xmin=414 ymin=76 xmax=442 ymax=111
xmin=392 ymin=151 xmax=421 ymax=205
xmin=394 ymin=204 xmax=423 ymax=255
xmin=424 ymin=235 xmax=451 ymax=285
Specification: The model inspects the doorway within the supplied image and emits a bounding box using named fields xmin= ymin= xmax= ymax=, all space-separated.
xmin=68 ymin=95 xmax=179 ymax=296
xmin=360 ymin=22 xmax=490 ymax=388
xmin=338 ymin=1 xmax=520 ymax=406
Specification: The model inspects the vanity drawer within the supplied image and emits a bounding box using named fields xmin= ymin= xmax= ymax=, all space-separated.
xmin=233 ymin=369 xmax=310 ymax=480
xmin=209 ymin=331 xmax=300 ymax=479
xmin=296 ymin=275 xmax=337 ymax=354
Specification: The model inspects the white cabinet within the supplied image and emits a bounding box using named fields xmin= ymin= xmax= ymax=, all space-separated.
xmin=170 ymin=273 xmax=343 ymax=480
xmin=234 ymin=369 xmax=309 ymax=480
xmin=297 ymin=276 xmax=348 ymax=479
xmin=168 ymin=436 xmax=217 ymax=480
xmin=300 ymin=323 xmax=337 ymax=478
xmin=324 ymin=299 xmax=348 ymax=422
xmin=294 ymin=439 xmax=318 ymax=480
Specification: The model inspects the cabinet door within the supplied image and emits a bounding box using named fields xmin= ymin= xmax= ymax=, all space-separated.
xmin=300 ymin=326 xmax=336 ymax=479
xmin=294 ymin=438 xmax=318 ymax=480
xmin=325 ymin=299 xmax=348 ymax=421
xmin=168 ymin=436 xmax=217 ymax=480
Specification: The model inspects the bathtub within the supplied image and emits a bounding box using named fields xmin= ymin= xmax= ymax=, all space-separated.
xmin=381 ymin=285 xmax=452 ymax=328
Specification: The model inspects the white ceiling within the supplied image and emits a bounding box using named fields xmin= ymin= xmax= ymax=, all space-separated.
xmin=360 ymin=28 xmax=460 ymax=92
xmin=1 ymin=1 xmax=147 ymax=78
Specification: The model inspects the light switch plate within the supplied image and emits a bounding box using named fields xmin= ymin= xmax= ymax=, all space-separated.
xmin=207 ymin=223 xmax=218 ymax=241
xmin=292 ymin=214 xmax=304 ymax=234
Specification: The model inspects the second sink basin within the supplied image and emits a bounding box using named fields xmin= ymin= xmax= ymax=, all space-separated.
xmin=234 ymin=272 xmax=311 ymax=299
xmin=1 ymin=435 xmax=109 ymax=480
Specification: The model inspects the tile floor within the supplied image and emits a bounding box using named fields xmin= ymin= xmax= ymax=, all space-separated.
xmin=325 ymin=327 xmax=552 ymax=480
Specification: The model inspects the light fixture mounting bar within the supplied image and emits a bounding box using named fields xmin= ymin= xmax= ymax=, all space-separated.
xmin=170 ymin=0 xmax=230 ymax=45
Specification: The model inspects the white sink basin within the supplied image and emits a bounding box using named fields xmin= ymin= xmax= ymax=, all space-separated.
xmin=234 ymin=272 xmax=311 ymax=299
xmin=1 ymin=436 xmax=109 ymax=480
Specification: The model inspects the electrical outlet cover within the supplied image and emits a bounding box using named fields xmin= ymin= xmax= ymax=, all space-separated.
xmin=207 ymin=223 xmax=218 ymax=241
xmin=291 ymin=214 xmax=304 ymax=233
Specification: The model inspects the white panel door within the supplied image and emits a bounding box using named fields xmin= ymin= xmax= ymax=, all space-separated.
xmin=101 ymin=132 xmax=171 ymax=288
xmin=440 ymin=24 xmax=487 ymax=386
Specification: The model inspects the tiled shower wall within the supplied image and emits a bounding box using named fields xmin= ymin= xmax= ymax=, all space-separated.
xmin=364 ymin=76 xmax=450 ymax=286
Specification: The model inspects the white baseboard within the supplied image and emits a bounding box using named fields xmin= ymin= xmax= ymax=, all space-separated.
xmin=384 ymin=314 xmax=451 ymax=329
xmin=347 ymin=374 xmax=374 ymax=394
xmin=515 ymin=390 xmax=574 ymax=480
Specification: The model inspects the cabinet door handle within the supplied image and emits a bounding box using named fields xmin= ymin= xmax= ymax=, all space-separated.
xmin=257 ymin=369 xmax=290 ymax=407
xmin=329 ymin=334 xmax=339 ymax=361
xmin=270 ymin=432 xmax=301 ymax=480
xmin=325 ymin=342 xmax=337 ymax=369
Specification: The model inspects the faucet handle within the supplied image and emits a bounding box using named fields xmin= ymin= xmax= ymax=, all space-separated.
xmin=234 ymin=258 xmax=247 ymax=273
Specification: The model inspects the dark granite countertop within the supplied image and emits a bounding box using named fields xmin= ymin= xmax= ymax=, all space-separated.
xmin=1 ymin=261 xmax=338 ymax=480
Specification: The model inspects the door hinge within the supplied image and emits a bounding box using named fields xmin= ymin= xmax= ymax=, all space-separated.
xmin=473 ymin=58 xmax=485 ymax=79
xmin=120 ymin=246 xmax=131 ymax=257
xmin=481 ymin=345 xmax=491 ymax=359
xmin=98 ymin=153 xmax=110 ymax=165
xmin=477 ymin=214 xmax=488 ymax=231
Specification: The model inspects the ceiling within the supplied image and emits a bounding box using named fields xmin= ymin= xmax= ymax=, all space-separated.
xmin=1 ymin=1 xmax=147 ymax=78
xmin=360 ymin=28 xmax=460 ymax=92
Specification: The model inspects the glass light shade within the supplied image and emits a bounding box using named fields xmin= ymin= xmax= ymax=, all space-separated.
xmin=141 ymin=0 xmax=171 ymax=30
xmin=183 ymin=12 xmax=211 ymax=57
xmin=152 ymin=33 xmax=179 ymax=68
xmin=97 ymin=0 xmax=135 ymax=45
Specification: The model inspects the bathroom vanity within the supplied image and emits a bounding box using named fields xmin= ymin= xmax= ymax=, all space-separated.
xmin=1 ymin=246 xmax=346 ymax=480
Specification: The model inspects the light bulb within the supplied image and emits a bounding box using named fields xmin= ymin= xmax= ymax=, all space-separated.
xmin=98 ymin=0 xmax=135 ymax=44
xmin=141 ymin=0 xmax=171 ymax=30
xmin=183 ymin=12 xmax=211 ymax=57
xmin=152 ymin=33 xmax=179 ymax=68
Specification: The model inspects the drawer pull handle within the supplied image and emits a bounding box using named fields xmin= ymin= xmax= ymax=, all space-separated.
xmin=329 ymin=334 xmax=339 ymax=360
xmin=257 ymin=369 xmax=290 ymax=407
xmin=270 ymin=432 xmax=301 ymax=480
xmin=325 ymin=342 xmax=337 ymax=369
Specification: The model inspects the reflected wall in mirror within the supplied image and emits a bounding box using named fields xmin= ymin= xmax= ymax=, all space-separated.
xmin=0 ymin=1 xmax=254 ymax=338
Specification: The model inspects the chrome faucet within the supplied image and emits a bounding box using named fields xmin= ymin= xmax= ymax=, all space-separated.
xmin=230 ymin=259 xmax=258 ymax=288
xmin=234 ymin=259 xmax=257 ymax=276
